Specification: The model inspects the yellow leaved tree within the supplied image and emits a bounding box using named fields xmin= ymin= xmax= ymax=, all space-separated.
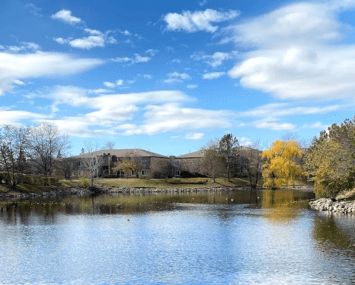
xmin=261 ymin=140 xmax=303 ymax=189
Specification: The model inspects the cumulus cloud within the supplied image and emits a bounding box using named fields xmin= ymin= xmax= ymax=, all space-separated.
xmin=164 ymin=9 xmax=240 ymax=33
xmin=54 ymin=29 xmax=116 ymax=49
xmin=202 ymin=72 xmax=226 ymax=79
xmin=0 ymin=52 xmax=103 ymax=96
xmin=186 ymin=84 xmax=198 ymax=89
xmin=117 ymin=104 xmax=232 ymax=135
xmin=228 ymin=1 xmax=355 ymax=100
xmin=42 ymin=87 xmax=232 ymax=137
xmin=103 ymin=81 xmax=116 ymax=88
xmin=164 ymin=72 xmax=191 ymax=83
xmin=2 ymin=42 xmax=41 ymax=53
xmin=51 ymin=9 xmax=82 ymax=25
xmin=185 ymin=133 xmax=204 ymax=140
xmin=191 ymin=51 xmax=237 ymax=67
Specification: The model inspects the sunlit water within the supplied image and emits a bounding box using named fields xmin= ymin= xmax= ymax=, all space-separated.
xmin=1 ymin=190 xmax=355 ymax=285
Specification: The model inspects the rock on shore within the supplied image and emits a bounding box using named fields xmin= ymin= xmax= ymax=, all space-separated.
xmin=0 ymin=188 xmax=92 ymax=200
xmin=309 ymin=198 xmax=355 ymax=214
xmin=97 ymin=185 xmax=243 ymax=194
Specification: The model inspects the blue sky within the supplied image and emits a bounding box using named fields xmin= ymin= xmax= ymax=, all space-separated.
xmin=1 ymin=0 xmax=355 ymax=156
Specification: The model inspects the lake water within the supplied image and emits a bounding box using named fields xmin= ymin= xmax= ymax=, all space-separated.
xmin=0 ymin=189 xmax=355 ymax=285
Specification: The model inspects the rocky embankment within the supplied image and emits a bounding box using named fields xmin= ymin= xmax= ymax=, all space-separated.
xmin=97 ymin=185 xmax=244 ymax=194
xmin=309 ymin=198 xmax=355 ymax=215
xmin=0 ymin=188 xmax=92 ymax=200
xmin=0 ymin=185 xmax=247 ymax=200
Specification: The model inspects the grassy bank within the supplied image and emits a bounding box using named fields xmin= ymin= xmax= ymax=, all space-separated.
xmin=0 ymin=179 xmax=80 ymax=195
xmin=96 ymin=177 xmax=256 ymax=188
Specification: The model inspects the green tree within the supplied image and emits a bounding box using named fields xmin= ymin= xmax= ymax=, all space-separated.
xmin=261 ymin=140 xmax=303 ymax=189
xmin=304 ymin=118 xmax=355 ymax=197
xmin=219 ymin=134 xmax=239 ymax=181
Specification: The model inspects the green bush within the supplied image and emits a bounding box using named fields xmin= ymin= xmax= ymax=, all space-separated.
xmin=48 ymin=177 xmax=57 ymax=185
xmin=40 ymin=177 xmax=49 ymax=186
xmin=21 ymin=174 xmax=33 ymax=185
xmin=79 ymin=176 xmax=90 ymax=188
xmin=30 ymin=175 xmax=42 ymax=185
xmin=166 ymin=178 xmax=208 ymax=185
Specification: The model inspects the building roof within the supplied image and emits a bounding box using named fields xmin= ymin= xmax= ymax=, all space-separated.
xmin=73 ymin=148 xmax=168 ymax=158
xmin=177 ymin=150 xmax=205 ymax=158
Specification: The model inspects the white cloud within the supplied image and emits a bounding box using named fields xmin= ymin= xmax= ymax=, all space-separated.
xmin=199 ymin=0 xmax=208 ymax=6
xmin=239 ymin=137 xmax=252 ymax=146
xmin=104 ymin=81 xmax=115 ymax=88
xmin=54 ymin=29 xmax=116 ymax=50
xmin=228 ymin=2 xmax=355 ymax=100
xmin=0 ymin=110 xmax=47 ymax=126
xmin=53 ymin=37 xmax=68 ymax=44
xmin=0 ymin=52 xmax=103 ymax=96
xmin=43 ymin=87 xmax=232 ymax=137
xmin=237 ymin=103 xmax=342 ymax=119
xmin=69 ymin=35 xmax=106 ymax=49
xmin=185 ymin=133 xmax=204 ymax=140
xmin=143 ymin=74 xmax=152 ymax=79
xmin=202 ymin=72 xmax=226 ymax=79
xmin=116 ymin=79 xmax=123 ymax=86
xmin=164 ymin=9 xmax=240 ymax=33
xmin=111 ymin=53 xmax=151 ymax=64
xmin=51 ymin=10 xmax=82 ymax=25
xmin=187 ymin=84 xmax=198 ymax=89
xmin=117 ymin=104 xmax=232 ymax=135
xmin=191 ymin=51 xmax=237 ymax=67
xmin=253 ymin=120 xmax=296 ymax=131
xmin=164 ymin=72 xmax=191 ymax=83
xmin=302 ymin=122 xmax=329 ymax=130
xmin=145 ymin=49 xmax=159 ymax=56
xmin=3 ymin=42 xmax=41 ymax=53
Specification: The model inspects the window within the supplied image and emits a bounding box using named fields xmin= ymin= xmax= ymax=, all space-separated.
xmin=131 ymin=170 xmax=136 ymax=176
xmin=175 ymin=170 xmax=181 ymax=177
xmin=141 ymin=170 xmax=147 ymax=176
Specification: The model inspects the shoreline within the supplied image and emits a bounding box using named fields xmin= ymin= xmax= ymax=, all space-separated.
xmin=0 ymin=185 xmax=314 ymax=201
xmin=309 ymin=198 xmax=355 ymax=215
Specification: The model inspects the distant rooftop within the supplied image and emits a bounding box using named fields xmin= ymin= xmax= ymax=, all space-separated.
xmin=73 ymin=148 xmax=168 ymax=158
xmin=177 ymin=150 xmax=205 ymax=158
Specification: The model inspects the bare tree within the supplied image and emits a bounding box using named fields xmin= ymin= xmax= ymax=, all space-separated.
xmin=102 ymin=141 xmax=115 ymax=150
xmin=80 ymin=141 xmax=103 ymax=187
xmin=0 ymin=125 xmax=29 ymax=189
xmin=240 ymin=141 xmax=263 ymax=189
xmin=200 ymin=139 xmax=225 ymax=183
xmin=26 ymin=122 xmax=70 ymax=176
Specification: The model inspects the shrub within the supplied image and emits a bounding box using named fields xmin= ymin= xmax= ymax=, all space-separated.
xmin=79 ymin=176 xmax=90 ymax=188
xmin=48 ymin=177 xmax=57 ymax=185
xmin=30 ymin=175 xmax=42 ymax=185
xmin=40 ymin=177 xmax=49 ymax=186
xmin=166 ymin=178 xmax=208 ymax=185
xmin=21 ymin=174 xmax=33 ymax=184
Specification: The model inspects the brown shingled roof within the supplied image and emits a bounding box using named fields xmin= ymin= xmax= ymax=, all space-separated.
xmin=177 ymin=150 xmax=205 ymax=158
xmin=73 ymin=148 xmax=168 ymax=158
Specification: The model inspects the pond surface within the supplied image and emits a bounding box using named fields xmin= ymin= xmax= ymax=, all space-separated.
xmin=0 ymin=189 xmax=355 ymax=285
